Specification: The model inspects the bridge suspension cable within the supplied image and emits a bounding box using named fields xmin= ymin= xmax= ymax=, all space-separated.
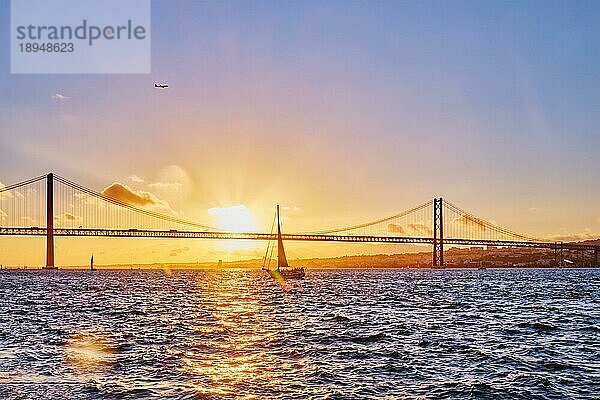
xmin=0 ymin=175 xmax=47 ymax=228
xmin=0 ymin=175 xmax=46 ymax=192
xmin=443 ymin=200 xmax=542 ymax=242
xmin=302 ymin=200 xmax=434 ymax=235
xmin=53 ymin=175 xmax=219 ymax=231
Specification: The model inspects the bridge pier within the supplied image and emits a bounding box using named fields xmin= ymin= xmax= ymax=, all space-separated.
xmin=433 ymin=198 xmax=444 ymax=267
xmin=43 ymin=173 xmax=56 ymax=270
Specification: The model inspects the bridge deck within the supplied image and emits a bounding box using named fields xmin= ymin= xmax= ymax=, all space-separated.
xmin=0 ymin=227 xmax=597 ymax=251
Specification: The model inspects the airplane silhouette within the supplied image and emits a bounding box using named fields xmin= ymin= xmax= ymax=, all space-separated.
xmin=154 ymin=83 xmax=169 ymax=89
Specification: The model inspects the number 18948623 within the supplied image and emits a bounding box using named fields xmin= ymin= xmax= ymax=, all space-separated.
xmin=19 ymin=42 xmax=74 ymax=52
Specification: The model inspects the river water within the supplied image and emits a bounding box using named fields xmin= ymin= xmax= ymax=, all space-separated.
xmin=0 ymin=268 xmax=599 ymax=399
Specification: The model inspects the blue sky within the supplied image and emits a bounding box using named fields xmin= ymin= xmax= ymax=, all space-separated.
xmin=1 ymin=0 xmax=599 ymax=262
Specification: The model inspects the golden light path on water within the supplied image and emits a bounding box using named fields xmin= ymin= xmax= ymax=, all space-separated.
xmin=180 ymin=270 xmax=310 ymax=398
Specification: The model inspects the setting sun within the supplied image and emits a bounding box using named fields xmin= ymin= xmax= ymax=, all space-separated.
xmin=208 ymin=205 xmax=259 ymax=252
xmin=208 ymin=205 xmax=255 ymax=232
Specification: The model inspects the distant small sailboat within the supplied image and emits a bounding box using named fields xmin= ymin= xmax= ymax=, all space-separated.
xmin=90 ymin=254 xmax=96 ymax=271
xmin=262 ymin=205 xmax=305 ymax=279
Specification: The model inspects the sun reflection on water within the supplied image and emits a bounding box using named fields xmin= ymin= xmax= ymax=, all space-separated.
xmin=180 ymin=270 xmax=311 ymax=398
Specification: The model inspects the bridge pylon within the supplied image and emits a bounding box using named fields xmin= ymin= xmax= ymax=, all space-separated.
xmin=42 ymin=173 xmax=56 ymax=270
xmin=433 ymin=198 xmax=444 ymax=267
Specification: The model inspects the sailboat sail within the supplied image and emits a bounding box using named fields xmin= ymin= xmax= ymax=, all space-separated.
xmin=276 ymin=205 xmax=289 ymax=269
xmin=262 ymin=205 xmax=305 ymax=279
xmin=90 ymin=254 xmax=94 ymax=270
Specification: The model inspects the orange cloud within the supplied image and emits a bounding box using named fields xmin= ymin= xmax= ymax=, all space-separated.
xmin=387 ymin=224 xmax=406 ymax=234
xmin=454 ymin=215 xmax=488 ymax=228
xmin=407 ymin=223 xmax=433 ymax=235
xmin=101 ymin=182 xmax=178 ymax=216
xmin=55 ymin=212 xmax=79 ymax=222
xmin=102 ymin=183 xmax=159 ymax=207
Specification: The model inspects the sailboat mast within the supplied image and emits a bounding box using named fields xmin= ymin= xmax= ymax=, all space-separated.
xmin=277 ymin=205 xmax=281 ymax=270
xmin=277 ymin=205 xmax=280 ymax=235
xmin=277 ymin=205 xmax=289 ymax=269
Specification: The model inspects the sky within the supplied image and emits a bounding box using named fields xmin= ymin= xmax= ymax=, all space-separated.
xmin=1 ymin=0 xmax=599 ymax=265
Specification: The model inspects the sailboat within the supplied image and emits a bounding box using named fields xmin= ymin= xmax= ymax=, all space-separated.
xmin=90 ymin=254 xmax=96 ymax=271
xmin=262 ymin=205 xmax=305 ymax=279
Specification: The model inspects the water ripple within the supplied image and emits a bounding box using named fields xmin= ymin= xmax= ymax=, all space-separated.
xmin=0 ymin=268 xmax=599 ymax=399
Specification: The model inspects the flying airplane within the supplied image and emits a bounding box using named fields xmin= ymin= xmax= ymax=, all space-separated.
xmin=154 ymin=83 xmax=169 ymax=89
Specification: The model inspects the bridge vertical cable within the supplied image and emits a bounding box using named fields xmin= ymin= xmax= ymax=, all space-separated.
xmin=442 ymin=200 xmax=542 ymax=242
xmin=0 ymin=175 xmax=47 ymax=229
xmin=51 ymin=176 xmax=219 ymax=232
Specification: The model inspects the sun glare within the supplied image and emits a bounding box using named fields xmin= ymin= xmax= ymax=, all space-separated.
xmin=208 ymin=205 xmax=258 ymax=252
xmin=208 ymin=205 xmax=255 ymax=232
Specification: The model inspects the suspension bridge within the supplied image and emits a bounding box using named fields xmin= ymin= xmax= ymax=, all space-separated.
xmin=0 ymin=173 xmax=598 ymax=269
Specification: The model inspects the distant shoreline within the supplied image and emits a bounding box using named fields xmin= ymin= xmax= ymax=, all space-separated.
xmin=1 ymin=265 xmax=597 ymax=271
xmin=2 ymin=246 xmax=598 ymax=270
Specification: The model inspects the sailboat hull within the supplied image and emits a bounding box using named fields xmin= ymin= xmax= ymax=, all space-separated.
xmin=279 ymin=267 xmax=305 ymax=279
xmin=263 ymin=267 xmax=306 ymax=279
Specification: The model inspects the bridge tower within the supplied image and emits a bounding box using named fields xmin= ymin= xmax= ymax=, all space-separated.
xmin=433 ymin=198 xmax=444 ymax=267
xmin=43 ymin=173 xmax=56 ymax=270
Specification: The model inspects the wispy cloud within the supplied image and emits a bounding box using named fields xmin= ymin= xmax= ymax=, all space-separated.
xmin=149 ymin=165 xmax=192 ymax=199
xmin=54 ymin=212 xmax=80 ymax=223
xmin=148 ymin=182 xmax=184 ymax=192
xmin=128 ymin=175 xmax=145 ymax=183
xmin=547 ymin=230 xmax=600 ymax=242
xmin=407 ymin=223 xmax=433 ymax=235
xmin=0 ymin=182 xmax=12 ymax=199
xmin=387 ymin=223 xmax=406 ymax=234
xmin=454 ymin=215 xmax=486 ymax=228
xmin=52 ymin=93 xmax=70 ymax=101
